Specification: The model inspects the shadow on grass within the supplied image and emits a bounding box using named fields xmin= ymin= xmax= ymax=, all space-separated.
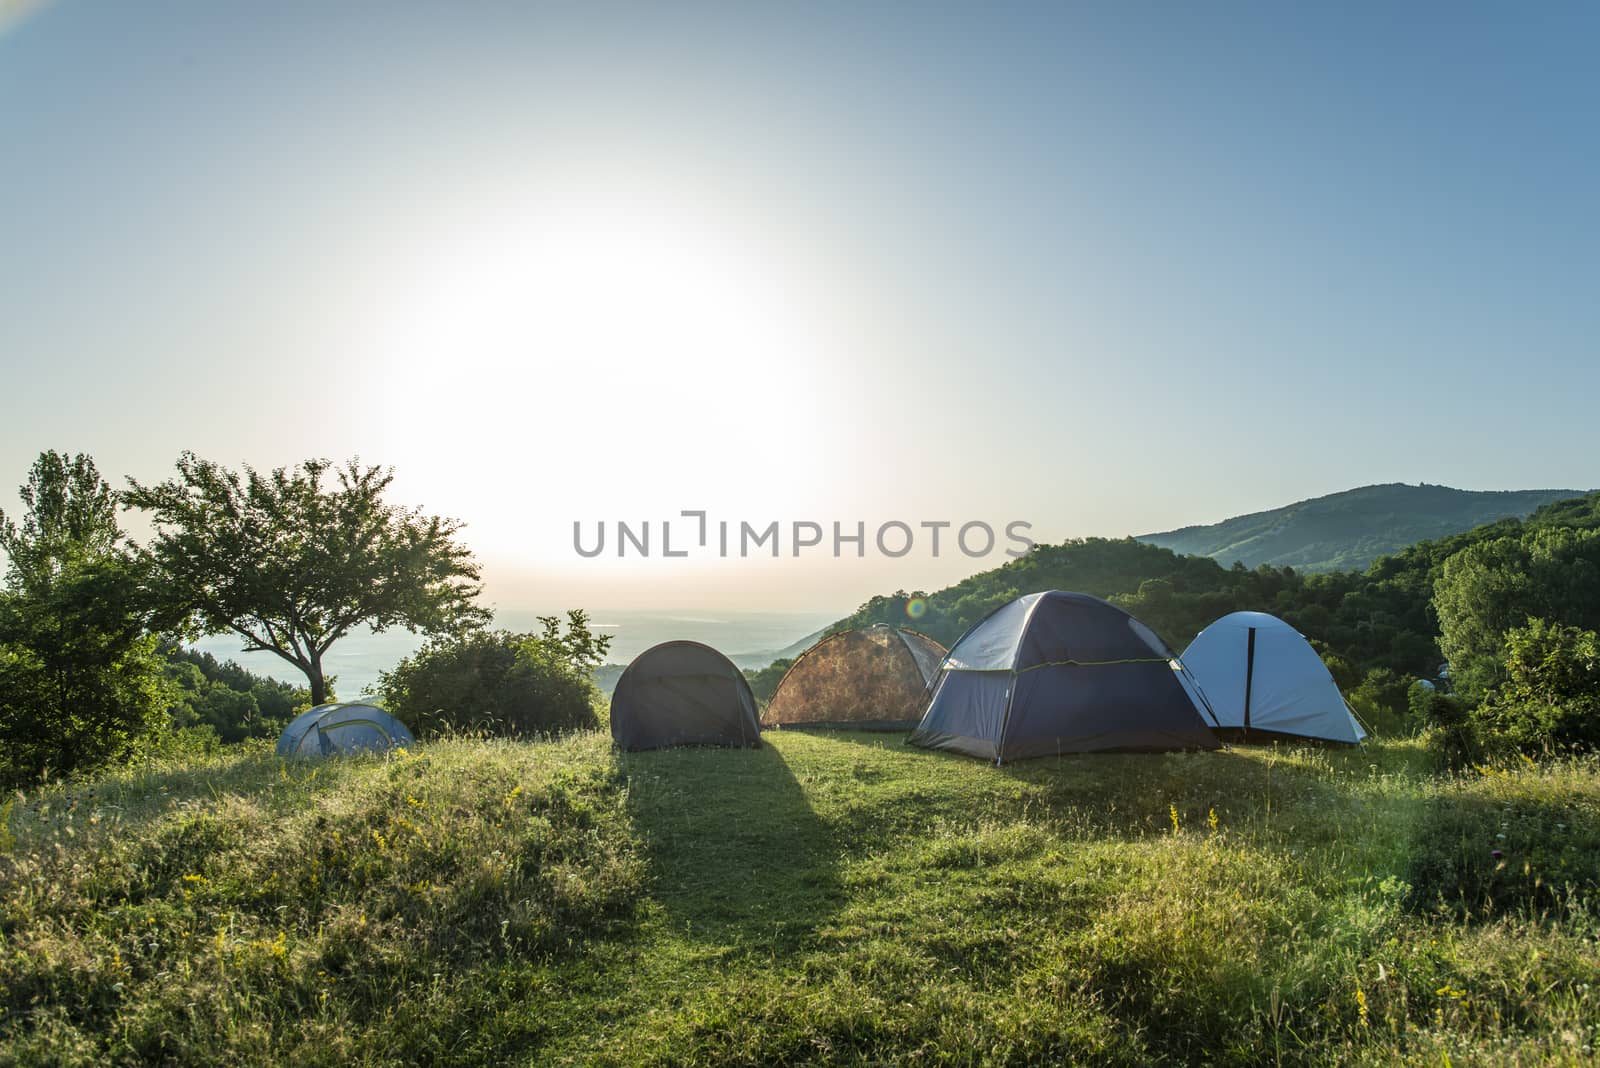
xmin=1406 ymin=786 xmax=1600 ymax=921
xmin=617 ymin=742 xmax=841 ymax=950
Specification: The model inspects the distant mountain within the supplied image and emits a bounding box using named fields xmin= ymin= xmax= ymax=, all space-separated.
xmin=1137 ymin=484 xmax=1586 ymax=573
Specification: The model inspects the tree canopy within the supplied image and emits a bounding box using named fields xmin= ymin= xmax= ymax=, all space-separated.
xmin=124 ymin=454 xmax=490 ymax=704
xmin=0 ymin=452 xmax=170 ymax=784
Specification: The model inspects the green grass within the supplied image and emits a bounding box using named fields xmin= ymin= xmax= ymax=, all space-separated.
xmin=3 ymin=733 xmax=1598 ymax=1065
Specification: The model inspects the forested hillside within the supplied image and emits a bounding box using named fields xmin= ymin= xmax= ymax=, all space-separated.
xmin=1137 ymin=483 xmax=1581 ymax=572
xmin=829 ymin=490 xmax=1600 ymax=730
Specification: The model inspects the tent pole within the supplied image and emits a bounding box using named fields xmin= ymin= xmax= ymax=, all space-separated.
xmin=1243 ymin=627 xmax=1256 ymax=741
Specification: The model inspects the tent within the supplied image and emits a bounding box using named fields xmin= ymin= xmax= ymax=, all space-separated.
xmin=762 ymin=624 xmax=947 ymax=730
xmin=275 ymin=702 xmax=416 ymax=759
xmin=908 ymin=591 xmax=1220 ymax=763
xmin=1180 ymin=611 xmax=1366 ymax=744
xmin=611 ymin=640 xmax=761 ymax=751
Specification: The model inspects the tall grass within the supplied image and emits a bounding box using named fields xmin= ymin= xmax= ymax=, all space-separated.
xmin=2 ymin=734 xmax=1597 ymax=1065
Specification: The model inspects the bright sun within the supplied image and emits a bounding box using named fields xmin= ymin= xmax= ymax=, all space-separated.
xmin=362 ymin=182 xmax=843 ymax=558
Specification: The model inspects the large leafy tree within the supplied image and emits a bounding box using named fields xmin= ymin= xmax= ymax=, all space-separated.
xmin=0 ymin=452 xmax=171 ymax=785
xmin=1434 ymin=527 xmax=1600 ymax=697
xmin=125 ymin=454 xmax=491 ymax=704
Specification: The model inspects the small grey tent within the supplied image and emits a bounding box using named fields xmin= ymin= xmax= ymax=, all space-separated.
xmin=762 ymin=624 xmax=947 ymax=730
xmin=909 ymin=591 xmax=1220 ymax=763
xmin=1181 ymin=611 xmax=1366 ymax=744
xmin=611 ymin=641 xmax=761 ymax=751
xmin=275 ymin=702 xmax=416 ymax=759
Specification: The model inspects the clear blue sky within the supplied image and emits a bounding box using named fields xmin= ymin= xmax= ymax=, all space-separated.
xmin=2 ymin=1 xmax=1597 ymax=612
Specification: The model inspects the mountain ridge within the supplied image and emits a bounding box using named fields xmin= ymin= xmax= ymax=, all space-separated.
xmin=1135 ymin=483 xmax=1584 ymax=573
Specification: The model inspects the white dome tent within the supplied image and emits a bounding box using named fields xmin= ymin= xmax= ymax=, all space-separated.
xmin=1180 ymin=612 xmax=1365 ymax=745
xmin=275 ymin=702 xmax=416 ymax=759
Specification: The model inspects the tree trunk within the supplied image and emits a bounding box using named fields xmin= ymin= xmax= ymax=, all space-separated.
xmin=307 ymin=654 xmax=328 ymax=705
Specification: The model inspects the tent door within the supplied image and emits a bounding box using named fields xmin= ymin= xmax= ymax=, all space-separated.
xmin=1243 ymin=627 xmax=1257 ymax=737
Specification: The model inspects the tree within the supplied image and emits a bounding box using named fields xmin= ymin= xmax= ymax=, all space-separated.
xmin=0 ymin=450 xmax=119 ymax=591
xmin=1434 ymin=528 xmax=1600 ymax=697
xmin=378 ymin=611 xmax=611 ymax=737
xmin=124 ymin=454 xmax=490 ymax=704
xmin=0 ymin=452 xmax=171 ymax=785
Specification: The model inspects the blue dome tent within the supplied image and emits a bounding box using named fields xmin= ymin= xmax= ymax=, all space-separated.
xmin=909 ymin=591 xmax=1220 ymax=763
xmin=275 ymin=702 xmax=416 ymax=759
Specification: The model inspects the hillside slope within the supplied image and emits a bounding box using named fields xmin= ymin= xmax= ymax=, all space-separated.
xmin=3 ymin=734 xmax=1598 ymax=1065
xmin=1138 ymin=483 xmax=1583 ymax=572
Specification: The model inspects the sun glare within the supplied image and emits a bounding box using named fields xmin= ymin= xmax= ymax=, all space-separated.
xmin=363 ymin=183 xmax=842 ymax=558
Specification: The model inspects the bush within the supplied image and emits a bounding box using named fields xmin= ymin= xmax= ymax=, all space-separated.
xmin=1346 ymin=668 xmax=1413 ymax=736
xmin=1414 ymin=683 xmax=1480 ymax=768
xmin=1473 ymin=618 xmax=1600 ymax=757
xmin=378 ymin=611 xmax=611 ymax=738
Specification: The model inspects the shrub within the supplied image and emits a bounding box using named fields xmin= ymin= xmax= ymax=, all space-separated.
xmin=1473 ymin=618 xmax=1600 ymax=757
xmin=1346 ymin=668 xmax=1413 ymax=736
xmin=378 ymin=611 xmax=611 ymax=738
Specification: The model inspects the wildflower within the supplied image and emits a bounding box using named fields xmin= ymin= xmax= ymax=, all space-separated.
xmin=1169 ymin=803 xmax=1180 ymax=834
xmin=1355 ymin=986 xmax=1368 ymax=1026
xmin=1207 ymin=807 xmax=1219 ymax=833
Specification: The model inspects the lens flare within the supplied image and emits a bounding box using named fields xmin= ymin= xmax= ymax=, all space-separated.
xmin=905 ymin=597 xmax=927 ymax=620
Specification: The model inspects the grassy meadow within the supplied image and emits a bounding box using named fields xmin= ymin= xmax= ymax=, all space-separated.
xmin=2 ymin=731 xmax=1598 ymax=1066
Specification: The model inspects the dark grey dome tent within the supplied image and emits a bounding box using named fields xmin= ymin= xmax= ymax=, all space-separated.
xmin=762 ymin=624 xmax=947 ymax=730
xmin=908 ymin=591 xmax=1220 ymax=763
xmin=1181 ymin=611 xmax=1366 ymax=744
xmin=275 ymin=702 xmax=416 ymax=759
xmin=610 ymin=640 xmax=761 ymax=751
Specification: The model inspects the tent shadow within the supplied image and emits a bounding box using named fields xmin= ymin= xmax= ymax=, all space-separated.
xmin=616 ymin=742 xmax=841 ymax=950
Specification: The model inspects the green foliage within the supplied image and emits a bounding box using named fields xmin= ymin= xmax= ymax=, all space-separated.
xmin=1473 ymin=619 xmax=1600 ymax=757
xmin=378 ymin=611 xmax=611 ymax=738
xmin=1435 ymin=526 xmax=1600 ymax=698
xmin=1346 ymin=668 xmax=1413 ymax=737
xmin=163 ymin=646 xmax=310 ymax=744
xmin=742 ymin=656 xmax=792 ymax=704
xmin=0 ymin=453 xmax=172 ymax=787
xmin=4 ymin=734 xmax=1599 ymax=1064
xmin=0 ymin=451 xmax=120 ymax=591
xmin=124 ymin=454 xmax=491 ymax=704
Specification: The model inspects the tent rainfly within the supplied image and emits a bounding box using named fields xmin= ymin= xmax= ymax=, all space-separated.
xmin=275 ymin=702 xmax=416 ymax=759
xmin=762 ymin=624 xmax=947 ymax=730
xmin=1180 ymin=611 xmax=1366 ymax=744
xmin=908 ymin=590 xmax=1220 ymax=763
xmin=610 ymin=640 xmax=761 ymax=751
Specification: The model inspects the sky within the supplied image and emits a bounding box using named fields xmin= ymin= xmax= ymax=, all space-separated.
xmin=2 ymin=1 xmax=1597 ymax=615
